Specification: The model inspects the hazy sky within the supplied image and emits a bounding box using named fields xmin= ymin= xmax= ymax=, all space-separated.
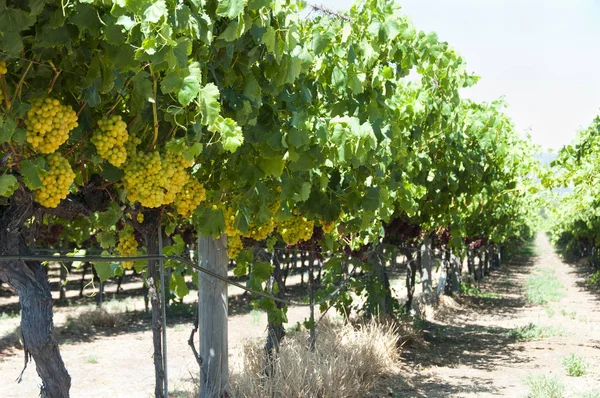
xmin=309 ymin=0 xmax=600 ymax=151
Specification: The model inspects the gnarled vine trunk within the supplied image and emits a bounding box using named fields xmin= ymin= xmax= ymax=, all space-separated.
xmin=0 ymin=189 xmax=71 ymax=397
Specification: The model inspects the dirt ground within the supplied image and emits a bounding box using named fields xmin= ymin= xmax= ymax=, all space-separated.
xmin=389 ymin=234 xmax=600 ymax=397
xmin=1 ymin=233 xmax=599 ymax=397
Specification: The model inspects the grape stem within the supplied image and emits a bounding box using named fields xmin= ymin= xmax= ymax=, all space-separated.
xmin=106 ymin=95 xmax=122 ymax=115
xmin=47 ymin=62 xmax=61 ymax=94
xmin=0 ymin=74 xmax=11 ymax=113
xmin=76 ymin=101 xmax=87 ymax=117
xmin=12 ymin=60 xmax=33 ymax=105
xmin=7 ymin=141 xmax=20 ymax=165
xmin=148 ymin=64 xmax=159 ymax=151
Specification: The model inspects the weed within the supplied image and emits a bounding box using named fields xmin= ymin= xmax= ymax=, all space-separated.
xmin=588 ymin=270 xmax=600 ymax=287
xmin=524 ymin=374 xmax=564 ymax=398
xmin=557 ymin=309 xmax=577 ymax=320
xmin=579 ymin=391 xmax=600 ymax=398
xmin=66 ymin=308 xmax=126 ymax=333
xmin=230 ymin=318 xmax=398 ymax=398
xmin=526 ymin=269 xmax=565 ymax=305
xmin=507 ymin=323 xmax=564 ymax=340
xmin=460 ymin=282 xmax=502 ymax=299
xmin=545 ymin=307 xmax=555 ymax=318
xmin=562 ymin=354 xmax=587 ymax=377
xmin=86 ymin=355 xmax=98 ymax=364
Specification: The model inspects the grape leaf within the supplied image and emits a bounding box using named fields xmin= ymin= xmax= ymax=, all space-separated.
xmin=98 ymin=202 xmax=123 ymax=228
xmin=20 ymin=158 xmax=47 ymax=190
xmin=216 ymin=0 xmax=244 ymax=19
xmin=0 ymin=174 xmax=18 ymax=197
xmin=177 ymin=75 xmax=200 ymax=106
xmin=198 ymin=83 xmax=221 ymax=127
xmin=0 ymin=116 xmax=17 ymax=143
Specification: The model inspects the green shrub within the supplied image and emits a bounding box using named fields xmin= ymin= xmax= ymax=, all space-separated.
xmin=562 ymin=354 xmax=587 ymax=377
xmin=524 ymin=374 xmax=564 ymax=398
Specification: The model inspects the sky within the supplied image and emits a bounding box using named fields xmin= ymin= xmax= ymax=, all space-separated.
xmin=308 ymin=0 xmax=600 ymax=152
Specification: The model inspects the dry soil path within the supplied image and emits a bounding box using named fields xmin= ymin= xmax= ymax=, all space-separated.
xmin=396 ymin=233 xmax=600 ymax=397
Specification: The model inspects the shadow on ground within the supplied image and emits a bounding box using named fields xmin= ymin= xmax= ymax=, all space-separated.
xmin=377 ymin=249 xmax=538 ymax=397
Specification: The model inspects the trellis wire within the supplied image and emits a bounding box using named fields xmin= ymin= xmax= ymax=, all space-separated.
xmin=157 ymin=226 xmax=168 ymax=398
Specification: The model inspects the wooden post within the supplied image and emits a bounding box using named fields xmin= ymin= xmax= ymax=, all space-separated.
xmin=198 ymin=234 xmax=229 ymax=398
xmin=420 ymin=237 xmax=433 ymax=294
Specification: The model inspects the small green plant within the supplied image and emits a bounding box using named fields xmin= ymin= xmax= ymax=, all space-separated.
xmin=526 ymin=269 xmax=565 ymax=305
xmin=524 ymin=374 xmax=564 ymax=398
xmin=579 ymin=391 xmax=600 ymax=398
xmin=460 ymin=282 xmax=502 ymax=298
xmin=562 ymin=354 xmax=587 ymax=377
xmin=588 ymin=270 xmax=600 ymax=287
xmin=558 ymin=309 xmax=577 ymax=320
xmin=507 ymin=323 xmax=564 ymax=340
xmin=545 ymin=306 xmax=555 ymax=318
xmin=86 ymin=355 xmax=98 ymax=364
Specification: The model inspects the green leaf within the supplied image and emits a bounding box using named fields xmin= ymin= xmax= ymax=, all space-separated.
xmin=98 ymin=202 xmax=123 ymax=228
xmin=198 ymin=83 xmax=221 ymax=127
xmin=0 ymin=116 xmax=17 ymax=143
xmin=177 ymin=75 xmax=201 ymax=106
xmin=144 ymin=1 xmax=168 ymax=23
xmin=92 ymin=251 xmax=118 ymax=282
xmin=258 ymin=157 xmax=285 ymax=178
xmin=253 ymin=261 xmax=274 ymax=282
xmin=193 ymin=205 xmax=225 ymax=238
xmin=20 ymin=158 xmax=47 ymax=190
xmin=0 ymin=6 xmax=36 ymax=33
xmin=215 ymin=117 xmax=244 ymax=153
xmin=216 ymin=0 xmax=244 ymax=19
xmin=101 ymin=163 xmax=124 ymax=181
xmin=71 ymin=4 xmax=102 ymax=36
xmin=161 ymin=72 xmax=183 ymax=94
xmin=170 ymin=272 xmax=189 ymax=298
xmin=97 ymin=230 xmax=116 ymax=249
xmin=116 ymin=15 xmax=137 ymax=31
xmin=0 ymin=30 xmax=23 ymax=56
xmin=0 ymin=174 xmax=18 ymax=197
xmin=217 ymin=21 xmax=239 ymax=42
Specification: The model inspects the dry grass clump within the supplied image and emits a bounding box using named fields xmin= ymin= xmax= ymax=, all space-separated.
xmin=66 ymin=308 xmax=126 ymax=332
xmin=230 ymin=318 xmax=399 ymax=398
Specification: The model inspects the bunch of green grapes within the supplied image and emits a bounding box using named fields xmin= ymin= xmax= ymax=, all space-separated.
xmin=161 ymin=150 xmax=192 ymax=204
xmin=227 ymin=234 xmax=243 ymax=258
xmin=123 ymin=147 xmax=191 ymax=208
xmin=224 ymin=207 xmax=238 ymax=236
xmin=0 ymin=61 xmax=6 ymax=104
xmin=117 ymin=226 xmax=138 ymax=270
xmin=91 ymin=115 xmax=129 ymax=166
xmin=322 ymin=221 xmax=335 ymax=234
xmin=278 ymin=216 xmax=315 ymax=245
xmin=174 ymin=178 xmax=206 ymax=217
xmin=245 ymin=218 xmax=276 ymax=241
xmin=25 ymin=98 xmax=78 ymax=154
xmin=33 ymin=153 xmax=76 ymax=208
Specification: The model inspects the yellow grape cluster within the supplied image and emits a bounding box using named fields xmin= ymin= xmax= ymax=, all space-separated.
xmin=322 ymin=221 xmax=335 ymax=234
xmin=91 ymin=115 xmax=129 ymax=166
xmin=25 ymin=98 xmax=78 ymax=154
xmin=117 ymin=227 xmax=138 ymax=270
xmin=0 ymin=61 xmax=6 ymax=105
xmin=245 ymin=218 xmax=276 ymax=241
xmin=278 ymin=216 xmax=315 ymax=245
xmin=228 ymin=234 xmax=243 ymax=259
xmin=33 ymin=153 xmax=76 ymax=208
xmin=223 ymin=206 xmax=278 ymax=258
xmin=123 ymin=148 xmax=191 ymax=208
xmin=174 ymin=178 xmax=206 ymax=217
